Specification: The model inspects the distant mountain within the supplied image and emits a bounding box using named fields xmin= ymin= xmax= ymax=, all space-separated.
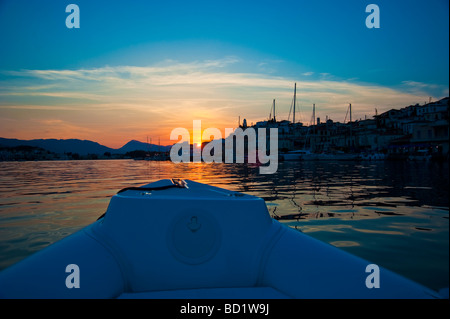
xmin=0 ymin=138 xmax=114 ymax=156
xmin=116 ymin=140 xmax=171 ymax=153
xmin=0 ymin=138 xmax=171 ymax=155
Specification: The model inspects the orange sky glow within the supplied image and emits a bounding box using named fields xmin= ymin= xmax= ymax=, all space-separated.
xmin=0 ymin=60 xmax=446 ymax=149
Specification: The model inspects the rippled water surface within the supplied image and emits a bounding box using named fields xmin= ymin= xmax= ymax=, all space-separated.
xmin=0 ymin=159 xmax=448 ymax=291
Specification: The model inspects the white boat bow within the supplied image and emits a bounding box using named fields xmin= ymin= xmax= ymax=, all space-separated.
xmin=0 ymin=179 xmax=444 ymax=299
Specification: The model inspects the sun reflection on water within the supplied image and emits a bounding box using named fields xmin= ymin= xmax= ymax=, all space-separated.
xmin=0 ymin=159 xmax=448 ymax=290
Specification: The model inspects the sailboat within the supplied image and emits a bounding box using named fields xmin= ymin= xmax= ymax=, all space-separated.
xmin=312 ymin=103 xmax=360 ymax=161
xmin=280 ymin=84 xmax=317 ymax=161
xmin=152 ymin=137 xmax=169 ymax=161
xmin=282 ymin=101 xmax=361 ymax=161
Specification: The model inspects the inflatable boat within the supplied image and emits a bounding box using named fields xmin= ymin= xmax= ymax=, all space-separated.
xmin=0 ymin=179 xmax=444 ymax=299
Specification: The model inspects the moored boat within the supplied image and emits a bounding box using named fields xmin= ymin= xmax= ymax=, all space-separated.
xmin=280 ymin=150 xmax=312 ymax=161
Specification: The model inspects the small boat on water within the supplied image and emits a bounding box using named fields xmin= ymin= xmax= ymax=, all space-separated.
xmin=408 ymin=150 xmax=432 ymax=161
xmin=361 ymin=152 xmax=386 ymax=161
xmin=0 ymin=179 xmax=446 ymax=299
xmin=279 ymin=150 xmax=311 ymax=161
xmin=280 ymin=150 xmax=361 ymax=161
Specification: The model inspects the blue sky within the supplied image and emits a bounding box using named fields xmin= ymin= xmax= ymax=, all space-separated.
xmin=0 ymin=0 xmax=448 ymax=147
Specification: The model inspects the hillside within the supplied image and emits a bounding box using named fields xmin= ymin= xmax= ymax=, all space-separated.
xmin=0 ymin=138 xmax=171 ymax=155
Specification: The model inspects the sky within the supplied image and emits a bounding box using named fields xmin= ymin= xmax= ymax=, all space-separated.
xmin=0 ymin=0 xmax=448 ymax=148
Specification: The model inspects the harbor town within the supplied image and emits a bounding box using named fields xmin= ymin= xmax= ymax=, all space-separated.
xmin=1 ymin=95 xmax=449 ymax=163
xmin=243 ymin=94 xmax=449 ymax=162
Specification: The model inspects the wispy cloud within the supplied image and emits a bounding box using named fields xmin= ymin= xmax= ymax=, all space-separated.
xmin=400 ymin=80 xmax=449 ymax=98
xmin=0 ymin=58 xmax=444 ymax=147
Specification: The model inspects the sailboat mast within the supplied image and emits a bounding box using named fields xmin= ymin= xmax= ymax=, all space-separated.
xmin=313 ymin=103 xmax=316 ymax=137
xmin=349 ymin=104 xmax=353 ymax=148
xmin=293 ymin=83 xmax=296 ymax=124
xmin=313 ymin=103 xmax=316 ymax=152
xmin=349 ymin=103 xmax=352 ymax=123
xmin=273 ymin=99 xmax=276 ymax=122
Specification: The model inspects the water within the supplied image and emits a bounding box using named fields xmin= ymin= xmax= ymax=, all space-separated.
xmin=0 ymin=159 xmax=448 ymax=292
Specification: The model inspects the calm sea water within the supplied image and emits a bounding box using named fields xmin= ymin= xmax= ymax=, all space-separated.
xmin=0 ymin=159 xmax=448 ymax=292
